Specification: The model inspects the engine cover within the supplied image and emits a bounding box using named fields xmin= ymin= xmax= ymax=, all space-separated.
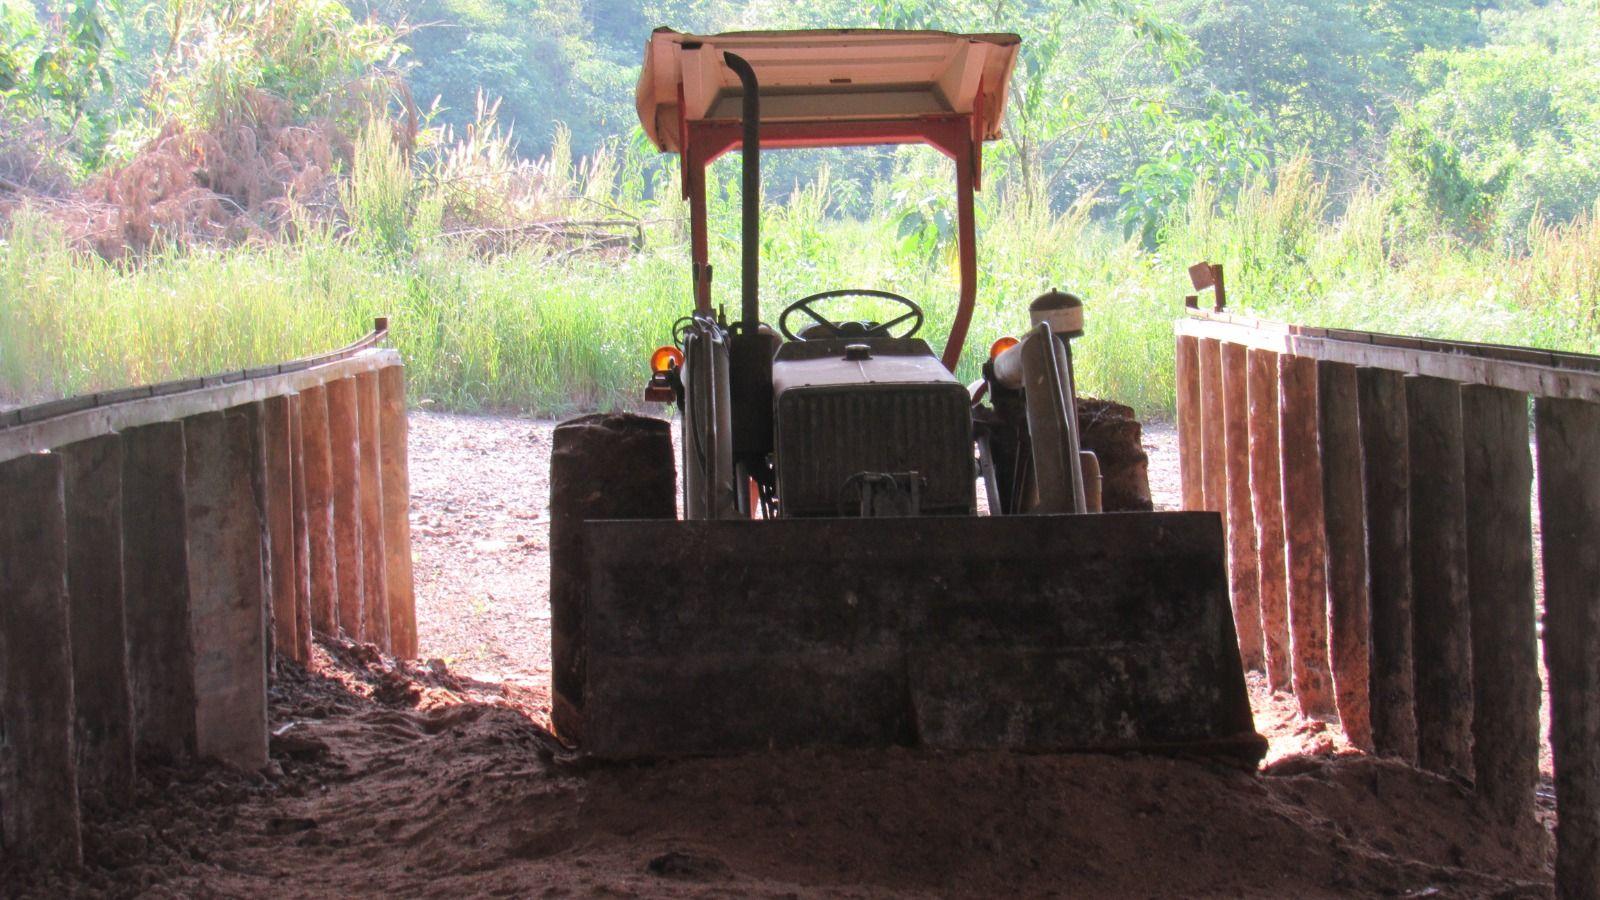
xmin=771 ymin=338 xmax=974 ymax=517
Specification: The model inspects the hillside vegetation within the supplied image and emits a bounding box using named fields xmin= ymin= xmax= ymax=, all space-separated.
xmin=2 ymin=0 xmax=1598 ymax=417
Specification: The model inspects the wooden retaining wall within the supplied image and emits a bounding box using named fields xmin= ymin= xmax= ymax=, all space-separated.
xmin=1177 ymin=304 xmax=1600 ymax=899
xmin=0 ymin=323 xmax=415 ymax=867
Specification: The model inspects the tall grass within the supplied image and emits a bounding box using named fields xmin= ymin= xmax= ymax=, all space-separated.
xmin=4 ymin=156 xmax=1599 ymax=420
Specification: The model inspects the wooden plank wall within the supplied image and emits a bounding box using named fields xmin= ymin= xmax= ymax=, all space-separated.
xmin=0 ymin=358 xmax=415 ymax=868
xmin=1177 ymin=316 xmax=1595 ymax=898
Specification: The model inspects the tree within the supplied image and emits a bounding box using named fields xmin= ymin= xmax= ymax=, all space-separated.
xmin=0 ymin=0 xmax=119 ymax=167
xmin=1390 ymin=2 xmax=1600 ymax=245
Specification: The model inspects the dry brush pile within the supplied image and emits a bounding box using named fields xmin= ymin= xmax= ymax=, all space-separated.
xmin=84 ymin=94 xmax=347 ymax=258
xmin=0 ymin=90 xmax=643 ymax=262
xmin=1 ymin=89 xmax=355 ymax=260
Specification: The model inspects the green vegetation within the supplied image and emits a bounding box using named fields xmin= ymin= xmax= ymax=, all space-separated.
xmin=6 ymin=155 xmax=1596 ymax=417
xmin=3 ymin=0 xmax=1600 ymax=419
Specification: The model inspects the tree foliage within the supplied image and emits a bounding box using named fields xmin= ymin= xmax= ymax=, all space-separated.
xmin=4 ymin=0 xmax=1600 ymax=250
xmin=1 ymin=0 xmax=119 ymax=166
xmin=1390 ymin=3 xmax=1600 ymax=246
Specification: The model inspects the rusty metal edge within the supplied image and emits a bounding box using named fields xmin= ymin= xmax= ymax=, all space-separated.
xmin=573 ymin=731 xmax=1271 ymax=768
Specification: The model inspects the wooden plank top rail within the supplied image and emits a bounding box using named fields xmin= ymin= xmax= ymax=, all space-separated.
xmin=0 ymin=320 xmax=399 ymax=464
xmin=1178 ymin=310 xmax=1600 ymax=402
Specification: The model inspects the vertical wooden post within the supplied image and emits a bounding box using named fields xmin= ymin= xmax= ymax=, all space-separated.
xmin=1198 ymin=338 xmax=1228 ymax=519
xmin=1406 ymin=375 xmax=1473 ymax=777
xmin=60 ymin=434 xmax=136 ymax=806
xmin=1358 ymin=367 xmax=1418 ymax=761
xmin=325 ymin=377 xmax=366 ymax=640
xmin=1462 ymin=385 xmax=1538 ymax=827
xmin=0 ymin=453 xmax=81 ymax=867
xmin=1318 ymin=361 xmax=1373 ymax=751
xmin=237 ymin=402 xmax=273 ymax=670
xmin=299 ymin=384 xmax=338 ymax=635
xmin=1175 ymin=334 xmax=1204 ymax=511
xmin=379 ymin=365 xmax=417 ymax=658
xmin=120 ymin=421 xmax=197 ymax=762
xmin=1248 ymin=348 xmax=1293 ymax=692
xmin=183 ymin=410 xmax=268 ymax=771
xmin=355 ymin=370 xmax=390 ymax=651
xmin=1535 ymin=396 xmax=1600 ymax=898
xmin=262 ymin=396 xmax=298 ymax=664
xmin=288 ymin=394 xmax=314 ymax=663
xmin=1278 ymin=354 xmax=1336 ymax=716
xmin=1221 ymin=342 xmax=1263 ymax=670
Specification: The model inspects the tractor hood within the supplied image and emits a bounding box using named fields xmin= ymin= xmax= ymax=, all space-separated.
xmin=770 ymin=338 xmax=960 ymax=395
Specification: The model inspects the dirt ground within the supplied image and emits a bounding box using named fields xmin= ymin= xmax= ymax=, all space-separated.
xmin=10 ymin=410 xmax=1558 ymax=898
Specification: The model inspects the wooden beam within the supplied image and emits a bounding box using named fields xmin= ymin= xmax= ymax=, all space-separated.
xmin=288 ymin=394 xmax=313 ymax=663
xmin=183 ymin=410 xmax=268 ymax=770
xmin=355 ymin=371 xmax=390 ymax=651
xmin=1319 ymin=361 xmax=1372 ymax=751
xmin=1247 ymin=349 xmax=1292 ymax=692
xmin=0 ymin=452 xmax=81 ymax=867
xmin=60 ymin=434 xmax=136 ymax=806
xmin=379 ymin=366 xmax=417 ymax=658
xmin=1406 ymin=375 xmax=1473 ymax=778
xmin=1198 ymin=338 xmax=1227 ymax=518
xmin=1175 ymin=334 xmax=1204 ymax=511
xmin=121 ymin=421 xmax=198 ymax=762
xmin=1462 ymin=385 xmax=1538 ymax=827
xmin=325 ymin=378 xmax=366 ymax=641
xmin=298 ymin=385 xmax=338 ymax=636
xmin=236 ymin=403 xmax=273 ymax=669
xmin=1278 ymin=354 xmax=1336 ymax=716
xmin=1357 ymin=368 xmax=1418 ymax=762
xmin=1535 ymin=396 xmax=1600 ymax=897
xmin=262 ymin=396 xmax=298 ymax=664
xmin=1221 ymin=342 xmax=1263 ymax=670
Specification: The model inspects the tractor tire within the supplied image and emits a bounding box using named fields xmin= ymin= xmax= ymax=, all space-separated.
xmin=549 ymin=413 xmax=676 ymax=743
xmin=1077 ymin=397 xmax=1153 ymax=512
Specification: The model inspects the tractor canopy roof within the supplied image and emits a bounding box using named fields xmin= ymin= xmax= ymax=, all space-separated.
xmin=636 ymin=28 xmax=1021 ymax=156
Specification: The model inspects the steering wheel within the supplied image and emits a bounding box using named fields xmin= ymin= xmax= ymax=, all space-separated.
xmin=778 ymin=289 xmax=924 ymax=341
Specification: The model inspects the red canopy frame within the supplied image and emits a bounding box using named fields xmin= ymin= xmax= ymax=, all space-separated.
xmin=639 ymin=29 xmax=1020 ymax=371
xmin=680 ymin=114 xmax=984 ymax=370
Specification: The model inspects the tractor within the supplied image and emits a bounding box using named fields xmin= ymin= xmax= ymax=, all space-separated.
xmin=550 ymin=28 xmax=1264 ymax=763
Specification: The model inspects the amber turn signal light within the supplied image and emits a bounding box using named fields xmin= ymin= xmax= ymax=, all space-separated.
xmin=650 ymin=346 xmax=684 ymax=373
xmin=988 ymin=336 xmax=1019 ymax=359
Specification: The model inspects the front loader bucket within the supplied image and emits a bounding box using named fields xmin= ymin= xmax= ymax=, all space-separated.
xmin=573 ymin=512 xmax=1265 ymax=763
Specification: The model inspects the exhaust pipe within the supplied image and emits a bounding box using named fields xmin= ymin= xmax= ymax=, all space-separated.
xmin=723 ymin=51 xmax=760 ymax=334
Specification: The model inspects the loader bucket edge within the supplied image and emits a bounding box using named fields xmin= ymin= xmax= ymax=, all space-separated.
xmin=576 ymin=512 xmax=1265 ymax=764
